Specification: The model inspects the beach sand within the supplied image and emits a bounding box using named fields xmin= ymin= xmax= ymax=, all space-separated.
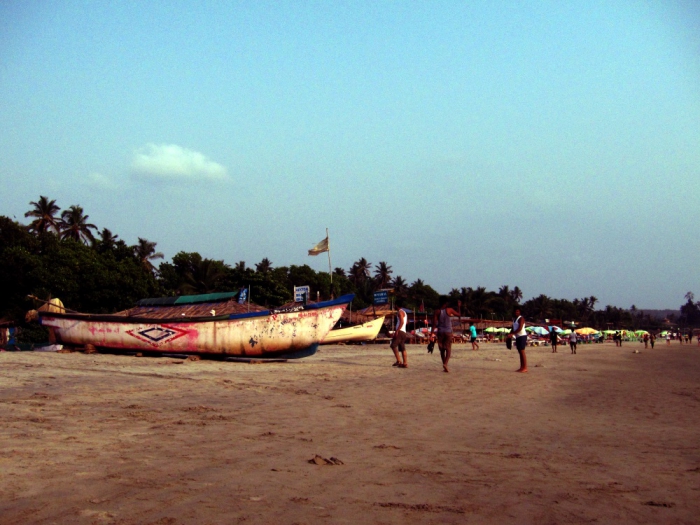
xmin=1 ymin=341 xmax=699 ymax=524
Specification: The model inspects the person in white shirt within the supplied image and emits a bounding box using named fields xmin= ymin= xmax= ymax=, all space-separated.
xmin=508 ymin=308 xmax=528 ymax=373
xmin=569 ymin=329 xmax=578 ymax=354
xmin=390 ymin=308 xmax=408 ymax=368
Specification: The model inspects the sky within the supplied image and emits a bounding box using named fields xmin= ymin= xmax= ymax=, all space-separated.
xmin=1 ymin=1 xmax=698 ymax=309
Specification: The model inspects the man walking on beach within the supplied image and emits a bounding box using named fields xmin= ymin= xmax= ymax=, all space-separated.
xmin=469 ymin=322 xmax=479 ymax=351
xmin=433 ymin=298 xmax=458 ymax=373
xmin=390 ymin=307 xmax=408 ymax=368
xmin=569 ymin=329 xmax=578 ymax=354
xmin=550 ymin=326 xmax=558 ymax=352
xmin=508 ymin=308 xmax=528 ymax=373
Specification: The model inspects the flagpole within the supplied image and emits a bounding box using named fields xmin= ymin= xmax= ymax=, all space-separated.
xmin=326 ymin=227 xmax=332 ymax=285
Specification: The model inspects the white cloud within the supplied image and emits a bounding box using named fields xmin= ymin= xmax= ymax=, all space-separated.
xmin=131 ymin=143 xmax=228 ymax=181
xmin=86 ymin=172 xmax=118 ymax=189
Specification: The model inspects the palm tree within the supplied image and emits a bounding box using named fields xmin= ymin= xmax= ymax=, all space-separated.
xmin=349 ymin=257 xmax=372 ymax=287
xmin=392 ymin=275 xmax=409 ymax=303
xmin=58 ymin=205 xmax=97 ymax=244
xmin=498 ymin=285 xmax=515 ymax=311
xmin=180 ymin=258 xmax=227 ymax=295
xmin=333 ymin=267 xmax=347 ymax=278
xmin=510 ymin=286 xmax=523 ymax=304
xmin=133 ymin=238 xmax=164 ymax=273
xmin=234 ymin=261 xmax=247 ymax=273
xmin=373 ymin=261 xmax=393 ymax=290
xmin=255 ymin=258 xmax=273 ymax=274
xmin=470 ymin=286 xmax=497 ymax=318
xmin=94 ymin=228 xmax=119 ymax=251
xmin=588 ymin=296 xmax=598 ymax=311
xmin=24 ymin=196 xmax=61 ymax=234
xmin=530 ymin=294 xmax=552 ymax=321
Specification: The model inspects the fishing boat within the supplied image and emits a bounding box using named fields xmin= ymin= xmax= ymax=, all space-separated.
xmin=38 ymin=292 xmax=354 ymax=359
xmin=321 ymin=316 xmax=385 ymax=344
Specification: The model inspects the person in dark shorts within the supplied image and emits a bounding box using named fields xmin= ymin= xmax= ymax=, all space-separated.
xmin=569 ymin=329 xmax=578 ymax=354
xmin=433 ymin=298 xmax=459 ymax=373
xmin=469 ymin=322 xmax=479 ymax=350
xmin=550 ymin=326 xmax=558 ymax=352
xmin=390 ymin=307 xmax=408 ymax=368
xmin=508 ymin=308 xmax=528 ymax=373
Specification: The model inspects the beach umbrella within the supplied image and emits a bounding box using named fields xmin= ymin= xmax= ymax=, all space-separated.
xmin=560 ymin=329 xmax=572 ymax=335
xmin=603 ymin=330 xmax=617 ymax=334
xmin=549 ymin=326 xmax=563 ymax=333
xmin=484 ymin=327 xmax=498 ymax=333
xmin=660 ymin=331 xmax=668 ymax=336
xmin=575 ymin=327 xmax=598 ymax=335
xmin=526 ymin=326 xmax=549 ymax=336
xmin=635 ymin=330 xmax=649 ymax=336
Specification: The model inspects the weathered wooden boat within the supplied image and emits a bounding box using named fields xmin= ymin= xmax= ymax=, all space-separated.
xmin=321 ymin=316 xmax=385 ymax=344
xmin=38 ymin=292 xmax=354 ymax=359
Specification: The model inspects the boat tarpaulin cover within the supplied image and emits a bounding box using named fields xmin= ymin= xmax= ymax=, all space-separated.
xmin=137 ymin=291 xmax=239 ymax=307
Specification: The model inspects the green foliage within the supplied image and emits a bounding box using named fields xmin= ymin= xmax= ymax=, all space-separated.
xmin=3 ymin=195 xmax=691 ymax=337
xmin=0 ymin=215 xmax=159 ymax=322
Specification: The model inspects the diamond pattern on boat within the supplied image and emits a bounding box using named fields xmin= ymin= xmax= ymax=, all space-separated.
xmin=126 ymin=325 xmax=190 ymax=347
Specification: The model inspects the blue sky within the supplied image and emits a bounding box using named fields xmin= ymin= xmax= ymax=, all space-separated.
xmin=1 ymin=1 xmax=698 ymax=309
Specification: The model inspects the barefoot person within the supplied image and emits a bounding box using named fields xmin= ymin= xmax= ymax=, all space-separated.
xmin=390 ymin=307 xmax=408 ymax=368
xmin=569 ymin=329 xmax=578 ymax=354
xmin=508 ymin=308 xmax=528 ymax=373
xmin=550 ymin=326 xmax=558 ymax=353
xmin=433 ymin=298 xmax=459 ymax=373
xmin=469 ymin=322 xmax=479 ymax=351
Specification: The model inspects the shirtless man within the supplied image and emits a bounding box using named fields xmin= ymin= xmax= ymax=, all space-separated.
xmin=433 ymin=298 xmax=459 ymax=373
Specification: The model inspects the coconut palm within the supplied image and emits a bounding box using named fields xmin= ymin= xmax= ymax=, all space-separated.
xmin=349 ymin=257 xmax=372 ymax=286
xmin=530 ymin=294 xmax=552 ymax=321
xmin=255 ymin=258 xmax=273 ymax=274
xmin=392 ymin=275 xmax=408 ymax=299
xmin=468 ymin=286 xmax=497 ymax=318
xmin=133 ymin=238 xmax=164 ymax=273
xmin=498 ymin=285 xmax=515 ymax=310
xmin=510 ymin=286 xmax=523 ymax=304
xmin=180 ymin=258 xmax=227 ymax=295
xmin=24 ymin=196 xmax=61 ymax=235
xmin=373 ymin=261 xmax=393 ymax=290
xmin=93 ymin=228 xmax=119 ymax=251
xmin=58 ymin=205 xmax=97 ymax=244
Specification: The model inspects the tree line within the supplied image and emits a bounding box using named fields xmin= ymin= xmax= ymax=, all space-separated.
xmin=2 ymin=197 xmax=698 ymax=342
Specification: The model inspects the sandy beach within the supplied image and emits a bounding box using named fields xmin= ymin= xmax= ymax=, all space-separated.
xmin=1 ymin=341 xmax=699 ymax=524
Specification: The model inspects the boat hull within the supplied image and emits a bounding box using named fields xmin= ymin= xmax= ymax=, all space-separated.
xmin=322 ymin=316 xmax=385 ymax=344
xmin=39 ymin=295 xmax=352 ymax=359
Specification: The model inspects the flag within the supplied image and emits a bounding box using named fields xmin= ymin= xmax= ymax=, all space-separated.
xmin=308 ymin=236 xmax=329 ymax=256
xmin=419 ymin=300 xmax=425 ymax=313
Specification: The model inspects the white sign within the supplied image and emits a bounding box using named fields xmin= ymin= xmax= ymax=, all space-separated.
xmin=294 ymin=285 xmax=311 ymax=303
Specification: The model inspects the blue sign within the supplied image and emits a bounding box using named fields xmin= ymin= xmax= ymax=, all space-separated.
xmin=294 ymin=285 xmax=311 ymax=303
xmin=373 ymin=290 xmax=388 ymax=305
xmin=238 ymin=288 xmax=248 ymax=304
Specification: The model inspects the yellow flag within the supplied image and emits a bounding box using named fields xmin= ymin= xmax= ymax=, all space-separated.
xmin=308 ymin=237 xmax=329 ymax=256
